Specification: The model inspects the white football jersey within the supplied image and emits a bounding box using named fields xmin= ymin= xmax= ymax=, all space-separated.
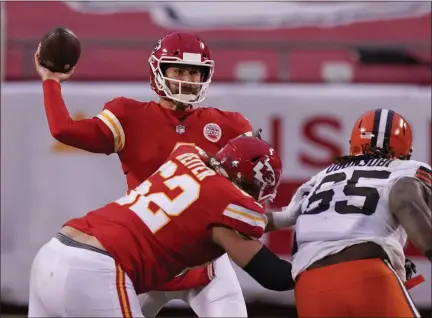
xmin=292 ymin=157 xmax=431 ymax=281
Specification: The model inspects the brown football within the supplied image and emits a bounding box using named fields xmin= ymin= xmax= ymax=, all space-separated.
xmin=38 ymin=27 xmax=81 ymax=73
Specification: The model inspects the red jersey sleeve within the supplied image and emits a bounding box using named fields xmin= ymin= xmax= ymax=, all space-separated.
xmin=95 ymin=97 xmax=128 ymax=153
xmin=155 ymin=264 xmax=214 ymax=291
xmin=216 ymin=197 xmax=267 ymax=239
xmin=42 ymin=80 xmax=114 ymax=154
xmin=229 ymin=112 xmax=253 ymax=138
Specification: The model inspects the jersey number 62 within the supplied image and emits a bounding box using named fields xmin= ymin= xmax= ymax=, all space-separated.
xmin=116 ymin=161 xmax=201 ymax=233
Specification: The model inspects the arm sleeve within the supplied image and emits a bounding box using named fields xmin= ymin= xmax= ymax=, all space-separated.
xmin=43 ymin=80 xmax=115 ymax=154
xmin=243 ymin=245 xmax=295 ymax=291
xmin=215 ymin=198 xmax=267 ymax=239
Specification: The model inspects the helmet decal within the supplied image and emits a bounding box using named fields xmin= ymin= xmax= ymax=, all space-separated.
xmin=253 ymin=160 xmax=276 ymax=186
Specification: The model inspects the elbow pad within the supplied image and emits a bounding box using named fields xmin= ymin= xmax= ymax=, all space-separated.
xmin=243 ymin=246 xmax=294 ymax=291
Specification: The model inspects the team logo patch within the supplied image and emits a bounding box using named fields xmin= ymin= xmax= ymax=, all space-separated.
xmin=203 ymin=123 xmax=222 ymax=142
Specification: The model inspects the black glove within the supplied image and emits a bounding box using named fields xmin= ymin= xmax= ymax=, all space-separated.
xmin=405 ymin=258 xmax=417 ymax=280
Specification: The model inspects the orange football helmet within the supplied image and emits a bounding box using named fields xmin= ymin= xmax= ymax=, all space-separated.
xmin=350 ymin=109 xmax=412 ymax=159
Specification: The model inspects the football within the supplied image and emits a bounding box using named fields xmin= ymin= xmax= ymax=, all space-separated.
xmin=38 ymin=27 xmax=81 ymax=73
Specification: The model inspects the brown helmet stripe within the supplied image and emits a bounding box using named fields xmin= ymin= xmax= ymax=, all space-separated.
xmin=372 ymin=109 xmax=392 ymax=149
xmin=370 ymin=109 xmax=382 ymax=147
xmin=383 ymin=109 xmax=395 ymax=150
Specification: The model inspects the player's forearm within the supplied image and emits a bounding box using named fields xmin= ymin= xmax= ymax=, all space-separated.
xmin=390 ymin=178 xmax=432 ymax=260
xmin=265 ymin=180 xmax=314 ymax=233
xmin=222 ymin=235 xmax=295 ymax=291
xmin=212 ymin=226 xmax=294 ymax=290
xmin=265 ymin=210 xmax=296 ymax=232
xmin=243 ymin=244 xmax=295 ymax=291
xmin=43 ymin=80 xmax=113 ymax=154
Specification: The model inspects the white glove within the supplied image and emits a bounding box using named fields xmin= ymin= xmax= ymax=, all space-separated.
xmin=271 ymin=176 xmax=316 ymax=229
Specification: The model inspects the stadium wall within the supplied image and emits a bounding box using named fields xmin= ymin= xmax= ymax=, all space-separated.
xmin=1 ymin=83 xmax=431 ymax=311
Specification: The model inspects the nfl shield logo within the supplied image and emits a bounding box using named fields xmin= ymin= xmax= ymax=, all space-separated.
xmin=176 ymin=125 xmax=186 ymax=135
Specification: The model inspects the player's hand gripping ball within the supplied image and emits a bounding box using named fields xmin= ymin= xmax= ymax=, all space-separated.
xmin=37 ymin=27 xmax=81 ymax=73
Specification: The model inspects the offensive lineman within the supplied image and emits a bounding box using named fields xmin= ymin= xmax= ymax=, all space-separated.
xmin=35 ymin=32 xmax=259 ymax=317
xmin=292 ymin=109 xmax=431 ymax=317
xmin=28 ymin=137 xmax=296 ymax=317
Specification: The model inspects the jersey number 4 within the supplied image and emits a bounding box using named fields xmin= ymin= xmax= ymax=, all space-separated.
xmin=304 ymin=170 xmax=391 ymax=215
xmin=116 ymin=161 xmax=201 ymax=233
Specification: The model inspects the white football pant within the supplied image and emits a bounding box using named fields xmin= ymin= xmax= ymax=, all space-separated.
xmin=28 ymin=235 xmax=144 ymax=317
xmin=139 ymin=254 xmax=247 ymax=317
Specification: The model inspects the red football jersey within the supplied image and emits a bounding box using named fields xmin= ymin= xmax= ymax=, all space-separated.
xmin=65 ymin=145 xmax=266 ymax=294
xmin=96 ymin=98 xmax=252 ymax=190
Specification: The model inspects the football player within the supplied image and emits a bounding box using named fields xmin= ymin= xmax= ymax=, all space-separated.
xmin=34 ymin=31 xmax=256 ymax=317
xmin=28 ymin=137 xmax=296 ymax=317
xmin=291 ymin=109 xmax=431 ymax=317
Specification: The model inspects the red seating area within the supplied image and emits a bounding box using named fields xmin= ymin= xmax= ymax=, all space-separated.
xmin=4 ymin=1 xmax=431 ymax=83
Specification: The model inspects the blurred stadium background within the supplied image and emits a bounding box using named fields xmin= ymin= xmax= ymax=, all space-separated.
xmin=1 ymin=1 xmax=431 ymax=317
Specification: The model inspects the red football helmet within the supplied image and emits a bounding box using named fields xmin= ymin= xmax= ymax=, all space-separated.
xmin=148 ymin=32 xmax=214 ymax=104
xmin=214 ymin=136 xmax=283 ymax=203
xmin=350 ymin=109 xmax=413 ymax=159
